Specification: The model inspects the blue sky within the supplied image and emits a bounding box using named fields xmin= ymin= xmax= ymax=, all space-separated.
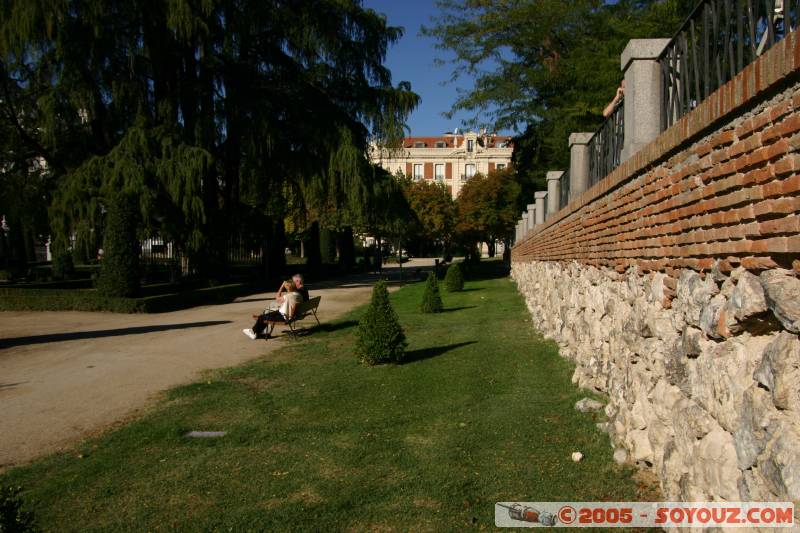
xmin=363 ymin=0 xmax=511 ymax=136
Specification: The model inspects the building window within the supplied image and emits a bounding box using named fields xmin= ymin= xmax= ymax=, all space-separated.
xmin=497 ymin=163 xmax=506 ymax=170
xmin=413 ymin=164 xmax=423 ymax=180
xmin=435 ymin=141 xmax=447 ymax=148
xmin=435 ymin=164 xmax=445 ymax=181
xmin=414 ymin=142 xmax=426 ymax=148
xmin=465 ymin=164 xmax=476 ymax=179
xmin=466 ymin=139 xmax=474 ymax=152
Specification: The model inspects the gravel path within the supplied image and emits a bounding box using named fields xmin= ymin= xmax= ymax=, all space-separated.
xmin=0 ymin=260 xmax=433 ymax=468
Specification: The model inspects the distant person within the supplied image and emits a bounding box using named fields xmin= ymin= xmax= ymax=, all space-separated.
xmin=243 ymin=279 xmax=304 ymax=340
xmin=603 ymin=80 xmax=624 ymax=118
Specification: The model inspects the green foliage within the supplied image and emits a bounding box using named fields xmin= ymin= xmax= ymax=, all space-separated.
xmin=423 ymin=0 xmax=695 ymax=202
xmin=456 ymin=168 xmax=520 ymax=246
xmin=49 ymin=235 xmax=74 ymax=280
xmin=1 ymin=0 xmax=419 ymax=278
xmin=0 ymin=485 xmax=38 ymax=533
xmin=355 ymin=280 xmax=407 ymax=365
xmin=404 ymin=180 xmax=456 ymax=246
xmin=444 ymin=263 xmax=465 ymax=292
xmin=97 ymin=195 xmax=140 ymax=297
xmin=420 ymin=272 xmax=443 ymax=313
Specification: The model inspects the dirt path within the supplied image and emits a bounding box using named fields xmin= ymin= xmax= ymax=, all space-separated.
xmin=0 ymin=259 xmax=433 ymax=468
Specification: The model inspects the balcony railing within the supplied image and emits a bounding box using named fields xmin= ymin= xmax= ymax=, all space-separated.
xmin=660 ymin=0 xmax=800 ymax=129
xmin=588 ymin=100 xmax=625 ymax=188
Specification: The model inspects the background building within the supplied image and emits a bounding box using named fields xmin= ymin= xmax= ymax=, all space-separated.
xmin=369 ymin=130 xmax=513 ymax=198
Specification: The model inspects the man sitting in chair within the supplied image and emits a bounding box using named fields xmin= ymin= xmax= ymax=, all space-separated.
xmin=243 ymin=280 xmax=302 ymax=340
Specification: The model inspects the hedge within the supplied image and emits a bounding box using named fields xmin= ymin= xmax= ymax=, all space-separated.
xmin=0 ymin=283 xmax=257 ymax=313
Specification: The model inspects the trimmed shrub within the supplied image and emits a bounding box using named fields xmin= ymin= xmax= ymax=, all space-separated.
xmin=355 ymin=280 xmax=407 ymax=365
xmin=97 ymin=194 xmax=140 ymax=297
xmin=420 ymin=271 xmax=443 ymax=313
xmin=0 ymin=485 xmax=38 ymax=533
xmin=0 ymin=283 xmax=254 ymax=313
xmin=444 ymin=263 xmax=464 ymax=292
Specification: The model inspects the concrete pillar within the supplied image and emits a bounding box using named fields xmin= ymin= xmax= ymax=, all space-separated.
xmin=621 ymin=38 xmax=670 ymax=161
xmin=515 ymin=222 xmax=520 ymax=243
xmin=546 ymin=171 xmax=563 ymax=216
xmin=521 ymin=213 xmax=529 ymax=237
xmin=569 ymin=133 xmax=593 ymax=201
xmin=526 ymin=204 xmax=536 ymax=232
xmin=534 ymin=191 xmax=547 ymax=225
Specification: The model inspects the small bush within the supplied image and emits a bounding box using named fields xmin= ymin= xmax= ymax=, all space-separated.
xmin=355 ymin=280 xmax=407 ymax=365
xmin=0 ymin=485 xmax=38 ymax=533
xmin=420 ymin=271 xmax=443 ymax=313
xmin=444 ymin=263 xmax=464 ymax=292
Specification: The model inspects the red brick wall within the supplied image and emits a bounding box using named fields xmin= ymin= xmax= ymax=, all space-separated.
xmin=424 ymin=162 xmax=433 ymax=180
xmin=513 ymin=32 xmax=800 ymax=288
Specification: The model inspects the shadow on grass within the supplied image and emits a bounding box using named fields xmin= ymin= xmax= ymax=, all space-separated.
xmin=277 ymin=320 xmax=358 ymax=338
xmin=402 ymin=341 xmax=477 ymax=364
xmin=457 ymin=288 xmax=483 ymax=292
xmin=0 ymin=321 xmax=232 ymax=349
xmin=439 ymin=306 xmax=478 ymax=313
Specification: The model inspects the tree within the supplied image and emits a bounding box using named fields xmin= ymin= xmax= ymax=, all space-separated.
xmin=403 ymin=178 xmax=456 ymax=256
xmin=421 ymin=271 xmax=443 ymax=313
xmin=444 ymin=263 xmax=465 ymax=292
xmin=423 ymin=0 xmax=695 ymax=198
xmin=355 ymin=280 xmax=408 ymax=365
xmin=455 ymin=168 xmax=521 ymax=256
xmin=1 ymin=0 xmax=419 ymax=285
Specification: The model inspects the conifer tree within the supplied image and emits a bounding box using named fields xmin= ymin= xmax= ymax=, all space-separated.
xmin=444 ymin=263 xmax=464 ymax=292
xmin=355 ymin=280 xmax=407 ymax=365
xmin=421 ymin=271 xmax=443 ymax=313
xmin=96 ymin=194 xmax=140 ymax=297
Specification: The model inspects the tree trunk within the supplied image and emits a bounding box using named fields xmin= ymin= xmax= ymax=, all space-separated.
xmin=337 ymin=226 xmax=356 ymax=269
xmin=304 ymin=221 xmax=321 ymax=271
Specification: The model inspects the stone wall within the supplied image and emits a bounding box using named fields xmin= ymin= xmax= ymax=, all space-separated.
xmin=513 ymin=260 xmax=800 ymax=504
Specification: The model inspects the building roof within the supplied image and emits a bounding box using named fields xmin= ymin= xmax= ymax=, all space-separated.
xmin=401 ymin=134 xmax=513 ymax=149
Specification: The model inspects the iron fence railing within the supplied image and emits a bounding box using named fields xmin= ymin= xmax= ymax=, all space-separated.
xmin=560 ymin=168 xmax=571 ymax=210
xmin=588 ymin=100 xmax=625 ymax=188
xmin=140 ymin=235 xmax=262 ymax=266
xmin=660 ymin=0 xmax=800 ymax=128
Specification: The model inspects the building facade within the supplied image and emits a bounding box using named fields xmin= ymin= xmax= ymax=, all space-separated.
xmin=369 ymin=130 xmax=513 ymax=198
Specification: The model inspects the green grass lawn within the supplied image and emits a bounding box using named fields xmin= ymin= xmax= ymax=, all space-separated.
xmin=3 ymin=262 xmax=653 ymax=532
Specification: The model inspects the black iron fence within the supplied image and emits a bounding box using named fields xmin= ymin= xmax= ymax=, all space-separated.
xmin=660 ymin=0 xmax=800 ymax=129
xmin=588 ymin=100 xmax=625 ymax=188
xmin=140 ymin=235 xmax=262 ymax=266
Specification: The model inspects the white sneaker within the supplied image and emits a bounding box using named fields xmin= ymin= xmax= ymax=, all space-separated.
xmin=242 ymin=328 xmax=257 ymax=340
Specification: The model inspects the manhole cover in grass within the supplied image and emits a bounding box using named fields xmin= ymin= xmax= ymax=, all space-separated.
xmin=184 ymin=431 xmax=227 ymax=438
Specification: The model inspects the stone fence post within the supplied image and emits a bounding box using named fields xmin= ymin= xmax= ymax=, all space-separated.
xmin=526 ymin=204 xmax=536 ymax=232
xmin=546 ymin=171 xmax=563 ymax=217
xmin=621 ymin=38 xmax=670 ymax=160
xmin=521 ymin=212 xmax=529 ymax=238
xmin=569 ymin=133 xmax=592 ymax=201
xmin=534 ymin=192 xmax=547 ymax=225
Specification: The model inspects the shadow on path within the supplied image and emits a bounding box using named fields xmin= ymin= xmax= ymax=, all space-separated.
xmin=279 ymin=320 xmax=359 ymax=338
xmin=0 ymin=382 xmax=27 ymax=391
xmin=0 ymin=321 xmax=232 ymax=350
xmin=402 ymin=341 xmax=477 ymax=364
